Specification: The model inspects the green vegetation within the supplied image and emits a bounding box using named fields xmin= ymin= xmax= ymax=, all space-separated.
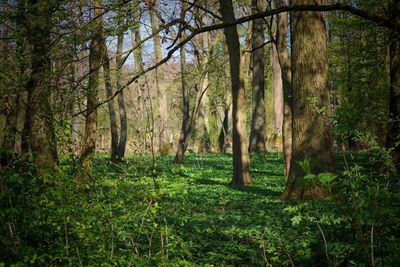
xmin=2 ymin=151 xmax=399 ymax=266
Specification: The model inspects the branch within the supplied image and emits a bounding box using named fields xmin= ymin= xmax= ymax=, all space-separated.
xmin=74 ymin=3 xmax=399 ymax=117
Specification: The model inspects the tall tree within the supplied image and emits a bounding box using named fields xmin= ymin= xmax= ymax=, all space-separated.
xmin=132 ymin=0 xmax=147 ymax=153
xmin=115 ymin=4 xmax=127 ymax=161
xmin=1 ymin=0 xmax=19 ymax=155
xmin=149 ymin=0 xmax=170 ymax=153
xmin=197 ymin=9 xmax=211 ymax=153
xmin=219 ymin=0 xmax=252 ymax=185
xmin=249 ymin=0 xmax=267 ymax=152
xmin=275 ymin=0 xmax=292 ymax=176
xmin=102 ymin=40 xmax=119 ymax=161
xmin=283 ymin=0 xmax=333 ymax=199
xmin=175 ymin=0 xmax=191 ymax=163
xmin=25 ymin=0 xmax=58 ymax=171
xmin=271 ymin=42 xmax=283 ymax=135
xmin=79 ymin=0 xmax=103 ymax=181
xmin=386 ymin=0 xmax=400 ymax=167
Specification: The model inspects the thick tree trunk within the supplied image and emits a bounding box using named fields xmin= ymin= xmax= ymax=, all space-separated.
xmin=116 ymin=6 xmax=127 ymax=161
xmin=386 ymin=1 xmax=400 ymax=168
xmin=26 ymin=0 xmax=58 ymax=171
xmin=275 ymin=0 xmax=292 ymax=176
xmin=249 ymin=0 xmax=267 ymax=153
xmin=283 ymin=0 xmax=333 ymax=199
xmin=219 ymin=0 xmax=252 ymax=185
xmin=79 ymin=0 xmax=103 ymax=182
xmin=102 ymin=46 xmax=119 ymax=161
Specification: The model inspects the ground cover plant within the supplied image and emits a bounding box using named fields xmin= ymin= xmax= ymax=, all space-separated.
xmin=1 ymin=151 xmax=399 ymax=266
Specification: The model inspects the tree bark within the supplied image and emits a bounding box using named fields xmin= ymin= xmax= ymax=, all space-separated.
xmin=275 ymin=0 xmax=293 ymax=176
xmin=175 ymin=0 xmax=192 ymax=163
xmin=132 ymin=0 xmax=147 ymax=153
xmin=197 ymin=11 xmax=211 ymax=153
xmin=271 ymin=42 xmax=283 ymax=135
xmin=116 ymin=4 xmax=127 ymax=161
xmin=26 ymin=0 xmax=58 ymax=172
xmin=102 ymin=43 xmax=119 ymax=161
xmin=219 ymin=0 xmax=252 ymax=185
xmin=149 ymin=0 xmax=170 ymax=154
xmin=386 ymin=0 xmax=400 ymax=168
xmin=249 ymin=0 xmax=267 ymax=152
xmin=79 ymin=0 xmax=103 ymax=182
xmin=283 ymin=0 xmax=333 ymax=199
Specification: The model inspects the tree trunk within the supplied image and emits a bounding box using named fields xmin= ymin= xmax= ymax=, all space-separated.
xmin=271 ymin=42 xmax=283 ymax=135
xmin=197 ymin=12 xmax=211 ymax=153
xmin=26 ymin=0 xmax=58 ymax=172
xmin=275 ymin=0 xmax=292 ymax=176
xmin=132 ymin=0 xmax=147 ymax=153
xmin=102 ymin=44 xmax=119 ymax=161
xmin=219 ymin=0 xmax=252 ymax=185
xmin=386 ymin=0 xmax=400 ymax=168
xmin=2 ymin=94 xmax=19 ymax=153
xmin=116 ymin=5 xmax=127 ymax=161
xmin=249 ymin=0 xmax=267 ymax=152
xmin=79 ymin=0 xmax=103 ymax=182
xmin=218 ymin=67 xmax=232 ymax=153
xmin=175 ymin=0 xmax=192 ymax=163
xmin=283 ymin=0 xmax=333 ymax=199
xmin=149 ymin=0 xmax=170 ymax=154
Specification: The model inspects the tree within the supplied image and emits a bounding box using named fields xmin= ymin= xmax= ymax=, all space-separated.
xmin=219 ymin=0 xmax=252 ymax=185
xmin=249 ymin=0 xmax=267 ymax=152
xmin=386 ymin=0 xmax=400 ymax=168
xmin=175 ymin=0 xmax=192 ymax=163
xmin=79 ymin=0 xmax=103 ymax=181
xmin=102 ymin=35 xmax=119 ymax=161
xmin=131 ymin=0 xmax=147 ymax=153
xmin=149 ymin=0 xmax=170 ymax=154
xmin=24 ymin=0 xmax=58 ymax=172
xmin=197 ymin=9 xmax=212 ymax=153
xmin=115 ymin=3 xmax=127 ymax=161
xmin=275 ymin=0 xmax=292 ymax=176
xmin=283 ymin=0 xmax=333 ymax=199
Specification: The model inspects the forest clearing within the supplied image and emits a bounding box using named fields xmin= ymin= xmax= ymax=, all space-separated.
xmin=1 ymin=0 xmax=399 ymax=266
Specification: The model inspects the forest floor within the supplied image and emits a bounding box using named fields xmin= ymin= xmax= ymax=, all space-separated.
xmin=77 ymin=152 xmax=341 ymax=266
xmin=4 ymin=152 xmax=379 ymax=266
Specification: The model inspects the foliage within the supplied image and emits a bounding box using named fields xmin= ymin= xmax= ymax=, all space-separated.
xmin=1 ymin=152 xmax=399 ymax=266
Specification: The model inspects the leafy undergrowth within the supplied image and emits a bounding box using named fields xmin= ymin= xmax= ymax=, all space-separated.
xmin=1 ymin=152 xmax=399 ymax=266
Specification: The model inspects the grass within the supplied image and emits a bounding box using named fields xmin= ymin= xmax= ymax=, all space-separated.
xmin=4 ymin=151 xmax=397 ymax=266
xmin=86 ymin=152 xmax=331 ymax=266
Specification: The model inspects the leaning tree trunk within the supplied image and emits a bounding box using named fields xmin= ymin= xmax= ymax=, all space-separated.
xmin=79 ymin=0 xmax=103 ymax=182
xmin=386 ymin=0 xmax=400 ymax=168
xmin=283 ymin=0 xmax=333 ymax=199
xmin=219 ymin=0 xmax=252 ymax=185
xmin=26 ymin=0 xmax=58 ymax=172
xmin=115 ymin=4 xmax=127 ymax=161
xmin=249 ymin=0 xmax=267 ymax=152
xmin=275 ymin=0 xmax=292 ymax=176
